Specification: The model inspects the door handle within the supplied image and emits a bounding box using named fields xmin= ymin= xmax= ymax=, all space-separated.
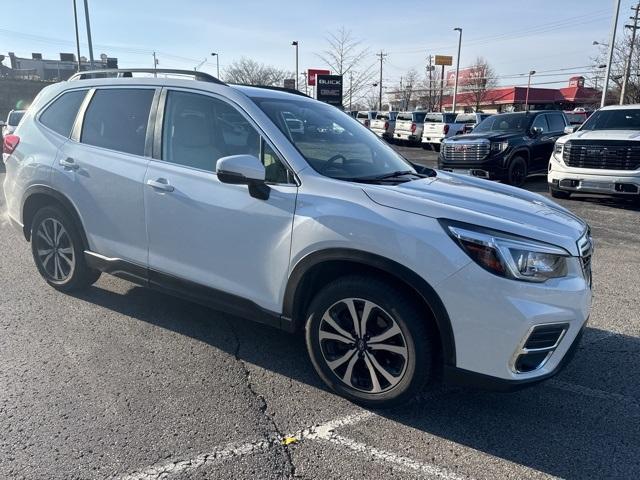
xmin=146 ymin=178 xmax=175 ymax=192
xmin=59 ymin=157 xmax=79 ymax=171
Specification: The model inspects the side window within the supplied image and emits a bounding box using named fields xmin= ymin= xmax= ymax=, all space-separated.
xmin=531 ymin=114 xmax=549 ymax=133
xmin=39 ymin=90 xmax=87 ymax=137
xmin=81 ymin=88 xmax=154 ymax=156
xmin=547 ymin=113 xmax=566 ymax=132
xmin=163 ymin=91 xmax=286 ymax=178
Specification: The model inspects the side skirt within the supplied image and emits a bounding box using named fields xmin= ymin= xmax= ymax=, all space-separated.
xmin=84 ymin=251 xmax=289 ymax=331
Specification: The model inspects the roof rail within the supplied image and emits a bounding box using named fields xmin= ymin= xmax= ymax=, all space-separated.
xmin=236 ymin=84 xmax=310 ymax=98
xmin=68 ymin=68 xmax=226 ymax=85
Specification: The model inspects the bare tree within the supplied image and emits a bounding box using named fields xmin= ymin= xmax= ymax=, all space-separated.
xmin=223 ymin=57 xmax=292 ymax=86
xmin=464 ymin=57 xmax=497 ymax=111
xmin=592 ymin=33 xmax=640 ymax=104
xmin=317 ymin=27 xmax=376 ymax=109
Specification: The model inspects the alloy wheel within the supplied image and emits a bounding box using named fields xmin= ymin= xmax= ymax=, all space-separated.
xmin=35 ymin=218 xmax=75 ymax=282
xmin=318 ymin=298 xmax=409 ymax=394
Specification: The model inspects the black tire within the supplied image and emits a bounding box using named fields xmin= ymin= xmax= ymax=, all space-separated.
xmin=507 ymin=156 xmax=528 ymax=187
xmin=30 ymin=205 xmax=101 ymax=292
xmin=432 ymin=144 xmax=441 ymax=153
xmin=549 ymin=187 xmax=571 ymax=199
xmin=421 ymin=143 xmax=430 ymax=150
xmin=305 ymin=275 xmax=435 ymax=408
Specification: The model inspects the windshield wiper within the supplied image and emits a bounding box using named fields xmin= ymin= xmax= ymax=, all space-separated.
xmin=345 ymin=170 xmax=422 ymax=184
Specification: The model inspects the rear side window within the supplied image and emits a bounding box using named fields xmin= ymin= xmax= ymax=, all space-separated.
xmin=39 ymin=90 xmax=86 ymax=137
xmin=81 ymin=88 xmax=154 ymax=156
xmin=531 ymin=114 xmax=549 ymax=133
xmin=547 ymin=113 xmax=566 ymax=132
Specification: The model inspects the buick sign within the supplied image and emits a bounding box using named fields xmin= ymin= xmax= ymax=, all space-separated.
xmin=316 ymin=74 xmax=343 ymax=108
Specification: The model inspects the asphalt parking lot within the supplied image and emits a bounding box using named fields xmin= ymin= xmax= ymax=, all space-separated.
xmin=0 ymin=149 xmax=639 ymax=480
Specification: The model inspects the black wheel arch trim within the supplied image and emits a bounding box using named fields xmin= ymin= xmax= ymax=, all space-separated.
xmin=283 ymin=248 xmax=456 ymax=366
xmin=20 ymin=184 xmax=90 ymax=249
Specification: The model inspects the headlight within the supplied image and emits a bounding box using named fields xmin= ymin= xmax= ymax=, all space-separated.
xmin=554 ymin=142 xmax=564 ymax=155
xmin=490 ymin=141 xmax=509 ymax=153
xmin=445 ymin=223 xmax=569 ymax=282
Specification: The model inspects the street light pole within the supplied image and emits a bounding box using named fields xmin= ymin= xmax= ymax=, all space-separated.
xmin=72 ymin=0 xmax=82 ymax=72
xmin=292 ymin=41 xmax=299 ymax=90
xmin=525 ymin=70 xmax=536 ymax=111
xmin=211 ymin=52 xmax=220 ymax=78
xmin=452 ymin=27 xmax=463 ymax=113
xmin=82 ymin=0 xmax=95 ymax=69
xmin=602 ymin=0 xmax=622 ymax=107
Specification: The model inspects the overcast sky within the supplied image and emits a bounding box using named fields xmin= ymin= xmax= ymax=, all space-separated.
xmin=1 ymin=0 xmax=631 ymax=89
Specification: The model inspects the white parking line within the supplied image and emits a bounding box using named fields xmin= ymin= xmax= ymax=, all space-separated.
xmin=316 ymin=433 xmax=470 ymax=480
xmin=548 ymin=379 xmax=639 ymax=407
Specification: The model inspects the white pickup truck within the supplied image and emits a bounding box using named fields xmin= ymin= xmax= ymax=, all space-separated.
xmin=421 ymin=112 xmax=464 ymax=150
xmin=370 ymin=111 xmax=398 ymax=140
xmin=394 ymin=111 xmax=428 ymax=145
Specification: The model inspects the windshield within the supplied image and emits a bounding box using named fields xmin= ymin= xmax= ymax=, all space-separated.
xmin=579 ymin=109 xmax=640 ymax=131
xmin=7 ymin=111 xmax=25 ymax=126
xmin=473 ymin=112 xmax=530 ymax=133
xmin=252 ymin=97 xmax=415 ymax=180
xmin=565 ymin=113 xmax=587 ymax=125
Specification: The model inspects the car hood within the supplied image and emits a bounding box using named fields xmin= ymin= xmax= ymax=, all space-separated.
xmin=443 ymin=131 xmax=525 ymax=143
xmin=559 ymin=129 xmax=640 ymax=143
xmin=363 ymin=172 xmax=587 ymax=255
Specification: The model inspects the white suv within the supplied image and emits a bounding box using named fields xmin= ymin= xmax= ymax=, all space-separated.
xmin=549 ymin=104 xmax=640 ymax=200
xmin=3 ymin=68 xmax=592 ymax=407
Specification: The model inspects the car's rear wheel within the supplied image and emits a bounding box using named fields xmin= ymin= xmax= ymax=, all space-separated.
xmin=507 ymin=156 xmax=528 ymax=187
xmin=31 ymin=205 xmax=101 ymax=292
xmin=305 ymin=276 xmax=434 ymax=408
xmin=550 ymin=187 xmax=571 ymax=199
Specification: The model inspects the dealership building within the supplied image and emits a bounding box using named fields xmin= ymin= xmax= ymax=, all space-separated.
xmin=441 ymin=76 xmax=600 ymax=113
xmin=6 ymin=52 xmax=118 ymax=81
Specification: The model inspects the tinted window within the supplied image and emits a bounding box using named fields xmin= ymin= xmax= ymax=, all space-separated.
xmin=424 ymin=113 xmax=443 ymax=123
xmin=455 ymin=114 xmax=476 ymax=124
xmin=565 ymin=113 xmax=587 ymax=125
xmin=376 ymin=113 xmax=389 ymax=120
xmin=547 ymin=113 xmax=566 ymax=132
xmin=473 ymin=113 xmax=529 ymax=133
xmin=443 ymin=113 xmax=457 ymax=122
xmin=580 ymin=109 xmax=640 ymax=131
xmin=8 ymin=111 xmax=25 ymax=126
xmin=531 ymin=114 xmax=549 ymax=133
xmin=413 ymin=112 xmax=427 ymax=123
xmin=357 ymin=112 xmax=368 ymax=119
xmin=397 ymin=113 xmax=412 ymax=121
xmin=162 ymin=90 xmax=261 ymax=174
xmin=39 ymin=90 xmax=86 ymax=137
xmin=81 ymin=89 xmax=153 ymax=156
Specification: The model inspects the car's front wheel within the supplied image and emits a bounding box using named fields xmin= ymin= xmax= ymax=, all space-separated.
xmin=305 ymin=276 xmax=435 ymax=407
xmin=550 ymin=187 xmax=571 ymax=199
xmin=30 ymin=205 xmax=101 ymax=292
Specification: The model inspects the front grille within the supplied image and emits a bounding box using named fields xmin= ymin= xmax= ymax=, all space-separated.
xmin=563 ymin=140 xmax=640 ymax=170
xmin=442 ymin=142 xmax=490 ymax=161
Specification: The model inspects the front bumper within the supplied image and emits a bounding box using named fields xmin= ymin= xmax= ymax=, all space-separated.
xmin=438 ymin=153 xmax=508 ymax=180
xmin=436 ymin=259 xmax=591 ymax=385
xmin=548 ymin=154 xmax=640 ymax=195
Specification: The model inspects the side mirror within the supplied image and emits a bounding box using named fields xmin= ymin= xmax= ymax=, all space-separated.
xmin=531 ymin=126 xmax=543 ymax=137
xmin=217 ymin=154 xmax=269 ymax=200
xmin=564 ymin=125 xmax=576 ymax=134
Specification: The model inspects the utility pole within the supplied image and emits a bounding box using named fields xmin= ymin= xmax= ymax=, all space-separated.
xmin=603 ymin=0 xmax=622 ymax=107
xmin=427 ymin=54 xmax=433 ymax=110
xmin=72 ymin=0 xmax=82 ymax=72
xmin=376 ymin=51 xmax=387 ymax=111
xmin=621 ymin=3 xmax=640 ymax=104
xmin=439 ymin=65 xmax=445 ymax=111
xmin=452 ymin=27 xmax=463 ymax=112
xmin=83 ymin=0 xmax=95 ymax=69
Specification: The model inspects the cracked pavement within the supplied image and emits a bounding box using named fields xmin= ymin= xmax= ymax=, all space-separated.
xmin=1 ymin=149 xmax=639 ymax=479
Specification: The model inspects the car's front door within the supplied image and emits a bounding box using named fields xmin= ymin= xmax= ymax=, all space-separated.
xmin=53 ymin=87 xmax=156 ymax=265
xmin=143 ymin=89 xmax=297 ymax=314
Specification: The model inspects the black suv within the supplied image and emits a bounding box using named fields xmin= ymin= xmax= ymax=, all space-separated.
xmin=438 ymin=111 xmax=569 ymax=186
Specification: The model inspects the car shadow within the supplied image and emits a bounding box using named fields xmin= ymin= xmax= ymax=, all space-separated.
xmin=71 ymin=282 xmax=640 ymax=479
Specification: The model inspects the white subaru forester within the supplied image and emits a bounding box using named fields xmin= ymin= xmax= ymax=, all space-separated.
xmin=3 ymin=69 xmax=592 ymax=407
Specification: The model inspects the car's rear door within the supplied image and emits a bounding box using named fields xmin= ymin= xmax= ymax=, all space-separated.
xmin=143 ymin=88 xmax=297 ymax=314
xmin=52 ymin=87 xmax=156 ymax=266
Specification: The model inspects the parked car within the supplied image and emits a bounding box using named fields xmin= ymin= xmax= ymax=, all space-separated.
xmin=421 ymin=112 xmax=464 ymax=150
xmin=564 ymin=109 xmax=593 ymax=127
xmin=370 ymin=111 xmax=398 ymax=140
xmin=549 ymin=104 xmax=640 ymax=200
xmin=394 ymin=111 xmax=427 ymax=145
xmin=2 ymin=109 xmax=26 ymax=137
xmin=4 ymin=68 xmax=591 ymax=407
xmin=439 ymin=110 xmax=569 ymax=186
xmin=456 ymin=112 xmax=492 ymax=134
xmin=356 ymin=110 xmax=377 ymax=128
